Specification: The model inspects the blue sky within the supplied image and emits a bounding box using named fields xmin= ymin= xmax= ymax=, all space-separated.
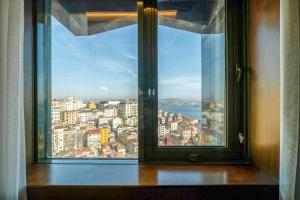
xmin=51 ymin=17 xmax=224 ymax=102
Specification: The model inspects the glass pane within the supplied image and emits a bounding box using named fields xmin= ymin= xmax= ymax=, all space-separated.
xmin=157 ymin=0 xmax=225 ymax=146
xmin=49 ymin=0 xmax=138 ymax=158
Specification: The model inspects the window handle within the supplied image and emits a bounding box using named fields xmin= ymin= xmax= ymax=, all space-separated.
xmin=236 ymin=64 xmax=243 ymax=83
xmin=148 ymin=88 xmax=151 ymax=97
xmin=148 ymin=88 xmax=155 ymax=97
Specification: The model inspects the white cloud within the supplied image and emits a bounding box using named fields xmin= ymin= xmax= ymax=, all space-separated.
xmin=122 ymin=52 xmax=137 ymax=61
xmin=100 ymin=86 xmax=108 ymax=92
xmin=164 ymin=30 xmax=179 ymax=55
xmin=92 ymin=59 xmax=137 ymax=79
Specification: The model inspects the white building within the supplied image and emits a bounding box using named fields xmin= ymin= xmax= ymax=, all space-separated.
xmin=63 ymin=128 xmax=76 ymax=151
xmin=106 ymin=101 xmax=120 ymax=106
xmin=86 ymin=129 xmax=101 ymax=149
xmin=96 ymin=111 xmax=104 ymax=117
xmin=160 ymin=117 xmax=166 ymax=125
xmin=104 ymin=107 xmax=117 ymax=118
xmin=52 ymin=99 xmax=65 ymax=111
xmin=52 ymin=126 xmax=64 ymax=155
xmin=215 ymin=112 xmax=225 ymax=123
xmin=117 ymin=127 xmax=127 ymax=135
xmin=125 ymin=116 xmax=138 ymax=126
xmin=176 ymin=114 xmax=182 ymax=122
xmin=64 ymin=97 xmax=85 ymax=111
xmin=90 ymin=111 xmax=98 ymax=120
xmin=117 ymin=145 xmax=126 ymax=156
xmin=168 ymin=114 xmax=174 ymax=122
xmin=86 ymin=120 xmax=97 ymax=130
xmin=78 ymin=111 xmax=91 ymax=123
xmin=98 ymin=117 xmax=109 ymax=125
xmin=191 ymin=127 xmax=198 ymax=137
xmin=182 ymin=129 xmax=192 ymax=139
xmin=100 ymin=100 xmax=120 ymax=107
xmin=51 ymin=105 xmax=61 ymax=123
xmin=158 ymin=109 xmax=163 ymax=117
xmin=170 ymin=121 xmax=178 ymax=131
xmin=119 ymin=101 xmax=137 ymax=118
xmin=163 ymin=111 xmax=169 ymax=118
xmin=158 ymin=125 xmax=166 ymax=136
xmin=112 ymin=117 xmax=123 ymax=129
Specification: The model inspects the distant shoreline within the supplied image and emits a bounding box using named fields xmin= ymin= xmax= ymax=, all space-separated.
xmin=159 ymin=103 xmax=202 ymax=120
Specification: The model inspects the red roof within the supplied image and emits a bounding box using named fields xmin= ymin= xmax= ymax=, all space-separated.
xmin=87 ymin=129 xmax=100 ymax=135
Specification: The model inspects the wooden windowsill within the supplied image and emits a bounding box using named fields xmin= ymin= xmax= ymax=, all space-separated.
xmin=27 ymin=163 xmax=277 ymax=186
xmin=27 ymin=164 xmax=278 ymax=199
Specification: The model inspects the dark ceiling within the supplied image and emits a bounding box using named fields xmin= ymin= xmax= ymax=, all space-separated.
xmin=52 ymin=0 xmax=224 ymax=35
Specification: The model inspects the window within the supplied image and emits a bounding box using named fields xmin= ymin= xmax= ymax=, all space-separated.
xmin=157 ymin=1 xmax=225 ymax=147
xmin=36 ymin=0 xmax=247 ymax=162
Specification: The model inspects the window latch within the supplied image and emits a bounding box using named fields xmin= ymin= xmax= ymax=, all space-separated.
xmin=148 ymin=88 xmax=155 ymax=97
xmin=236 ymin=64 xmax=243 ymax=82
xmin=148 ymin=88 xmax=151 ymax=97
xmin=187 ymin=153 xmax=200 ymax=162
xmin=239 ymin=132 xmax=245 ymax=144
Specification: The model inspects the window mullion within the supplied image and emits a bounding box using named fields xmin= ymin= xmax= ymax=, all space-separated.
xmin=138 ymin=0 xmax=158 ymax=162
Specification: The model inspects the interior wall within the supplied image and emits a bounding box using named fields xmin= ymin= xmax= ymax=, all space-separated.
xmin=249 ymin=0 xmax=280 ymax=179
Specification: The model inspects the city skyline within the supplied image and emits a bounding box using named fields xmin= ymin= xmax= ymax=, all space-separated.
xmin=50 ymin=95 xmax=225 ymax=158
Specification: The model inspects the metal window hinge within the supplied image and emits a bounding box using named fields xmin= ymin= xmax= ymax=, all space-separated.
xmin=236 ymin=64 xmax=243 ymax=82
xmin=239 ymin=132 xmax=245 ymax=144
